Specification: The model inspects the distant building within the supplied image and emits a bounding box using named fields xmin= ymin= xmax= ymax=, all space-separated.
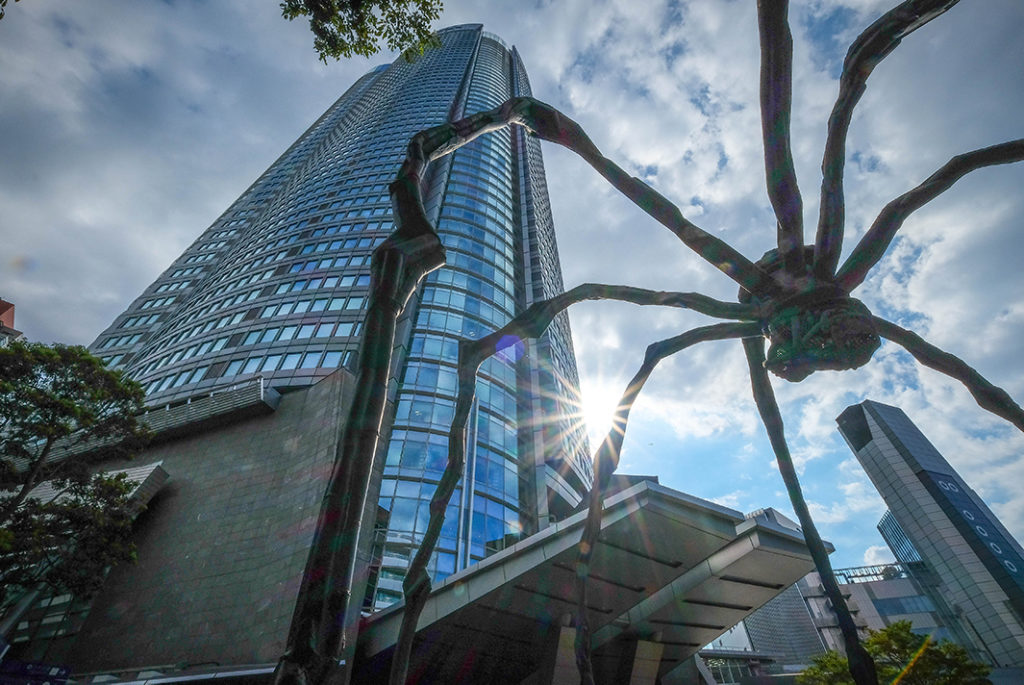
xmin=693 ymin=509 xmax=827 ymax=680
xmin=798 ymin=564 xmax=950 ymax=655
xmin=876 ymin=510 xmax=985 ymax=657
xmin=837 ymin=400 xmax=1024 ymax=667
xmin=0 ymin=298 xmax=24 ymax=345
xmin=743 ymin=582 xmax=825 ymax=670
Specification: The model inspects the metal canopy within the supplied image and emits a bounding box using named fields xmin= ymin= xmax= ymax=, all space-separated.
xmin=355 ymin=481 xmax=820 ymax=684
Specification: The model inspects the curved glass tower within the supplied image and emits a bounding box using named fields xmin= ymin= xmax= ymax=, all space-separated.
xmin=90 ymin=25 xmax=592 ymax=609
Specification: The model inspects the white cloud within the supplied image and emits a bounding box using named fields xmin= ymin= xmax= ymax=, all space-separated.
xmin=863 ymin=545 xmax=896 ymax=566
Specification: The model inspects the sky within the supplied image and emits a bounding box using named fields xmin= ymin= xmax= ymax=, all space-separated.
xmin=1 ymin=0 xmax=1023 ymax=570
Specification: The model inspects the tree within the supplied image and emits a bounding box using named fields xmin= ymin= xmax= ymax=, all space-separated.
xmin=281 ymin=0 xmax=443 ymax=62
xmin=798 ymin=621 xmax=991 ymax=685
xmin=0 ymin=341 xmax=150 ymax=603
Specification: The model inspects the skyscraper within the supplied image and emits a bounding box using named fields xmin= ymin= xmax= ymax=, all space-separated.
xmin=837 ymin=400 xmax=1024 ymax=666
xmin=89 ymin=24 xmax=591 ymax=601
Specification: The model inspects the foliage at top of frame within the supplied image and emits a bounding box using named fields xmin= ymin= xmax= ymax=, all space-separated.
xmin=281 ymin=0 xmax=444 ymax=63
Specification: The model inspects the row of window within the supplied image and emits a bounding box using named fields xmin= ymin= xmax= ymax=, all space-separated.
xmin=299 ymin=235 xmax=383 ymax=254
xmin=143 ymin=348 xmax=353 ymax=396
xmin=120 ymin=313 xmax=160 ymax=329
xmin=140 ymin=295 xmax=176 ymax=310
xmin=309 ymin=219 xmax=389 ymax=238
xmin=155 ymin=279 xmax=190 ymax=293
xmin=421 ymin=287 xmax=510 ymax=329
xmin=288 ymin=253 xmax=370 ymax=274
xmin=170 ymin=266 xmax=203 ymax=278
xmin=139 ymin=311 xmax=362 ymax=379
xmin=184 ymin=252 xmax=215 ymax=264
xmin=244 ymin=319 xmax=360 ymax=345
xmin=99 ymin=332 xmax=144 ymax=349
xmin=272 ymin=274 xmax=370 ymax=296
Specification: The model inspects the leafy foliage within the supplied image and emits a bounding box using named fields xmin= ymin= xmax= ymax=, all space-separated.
xmin=281 ymin=0 xmax=443 ymax=62
xmin=798 ymin=621 xmax=991 ymax=685
xmin=0 ymin=341 xmax=150 ymax=602
xmin=0 ymin=472 xmax=136 ymax=601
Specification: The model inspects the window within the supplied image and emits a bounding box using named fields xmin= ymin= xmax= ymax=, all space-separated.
xmin=300 ymin=351 xmax=323 ymax=368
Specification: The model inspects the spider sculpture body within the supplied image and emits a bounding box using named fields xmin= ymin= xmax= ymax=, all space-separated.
xmin=274 ymin=2 xmax=1024 ymax=684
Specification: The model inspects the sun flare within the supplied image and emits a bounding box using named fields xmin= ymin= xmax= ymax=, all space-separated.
xmin=579 ymin=378 xmax=627 ymax=449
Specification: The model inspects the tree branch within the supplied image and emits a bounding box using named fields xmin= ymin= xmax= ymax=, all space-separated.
xmin=0 ymin=436 xmax=55 ymax=525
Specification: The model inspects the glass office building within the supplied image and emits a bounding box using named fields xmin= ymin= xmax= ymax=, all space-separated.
xmin=89 ymin=25 xmax=592 ymax=609
xmin=837 ymin=400 xmax=1024 ymax=666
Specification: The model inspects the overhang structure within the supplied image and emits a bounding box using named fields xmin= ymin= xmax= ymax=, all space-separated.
xmin=355 ymin=480 xmax=822 ymax=684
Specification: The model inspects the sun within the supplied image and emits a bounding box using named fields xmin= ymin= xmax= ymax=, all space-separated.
xmin=578 ymin=377 xmax=627 ymax=449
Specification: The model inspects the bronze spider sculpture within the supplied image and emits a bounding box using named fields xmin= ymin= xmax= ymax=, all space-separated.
xmin=275 ymin=1 xmax=1024 ymax=684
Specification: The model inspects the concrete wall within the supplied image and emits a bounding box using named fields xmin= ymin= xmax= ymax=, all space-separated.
xmin=68 ymin=370 xmax=354 ymax=674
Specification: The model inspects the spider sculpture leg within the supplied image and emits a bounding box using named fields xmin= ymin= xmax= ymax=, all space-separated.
xmin=273 ymin=205 xmax=446 ymax=685
xmin=388 ymin=293 xmax=757 ymax=685
xmin=872 ymin=317 xmax=1024 ymax=431
xmin=757 ymin=0 xmax=804 ymax=275
xmin=411 ymin=95 xmax=781 ymax=295
xmin=814 ymin=0 xmax=964 ymax=279
xmin=742 ymin=337 xmax=879 ymax=685
xmin=835 ymin=139 xmax=1024 ymax=291
xmin=572 ymin=323 xmax=761 ymax=685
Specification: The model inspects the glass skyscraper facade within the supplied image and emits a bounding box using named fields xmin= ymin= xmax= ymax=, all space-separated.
xmin=89 ymin=25 xmax=591 ymax=610
xmin=837 ymin=400 xmax=1024 ymax=666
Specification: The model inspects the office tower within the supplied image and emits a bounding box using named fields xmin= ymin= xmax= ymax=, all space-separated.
xmin=837 ymin=400 xmax=1024 ymax=666
xmin=876 ymin=510 xmax=983 ymax=657
xmin=88 ymin=25 xmax=592 ymax=602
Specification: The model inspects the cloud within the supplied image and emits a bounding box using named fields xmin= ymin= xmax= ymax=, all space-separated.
xmin=863 ymin=545 xmax=895 ymax=566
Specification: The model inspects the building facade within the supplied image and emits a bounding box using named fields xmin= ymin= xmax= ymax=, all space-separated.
xmin=797 ymin=564 xmax=951 ymax=656
xmin=837 ymin=400 xmax=1024 ymax=666
xmin=87 ymin=25 xmax=592 ymax=608
xmin=0 ymin=298 xmax=24 ymax=346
